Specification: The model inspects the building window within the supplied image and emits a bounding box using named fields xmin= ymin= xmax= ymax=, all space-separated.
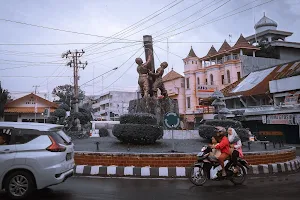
xmin=221 ymin=75 xmax=224 ymax=84
xmin=181 ymin=79 xmax=185 ymax=88
xmin=186 ymin=78 xmax=190 ymax=89
xmin=187 ymin=97 xmax=191 ymax=109
xmin=205 ymin=78 xmax=208 ymax=85
xmin=210 ymin=74 xmax=214 ymax=85
xmin=237 ymin=72 xmax=241 ymax=80
xmin=197 ymin=77 xmax=200 ymax=85
xmin=195 ymin=61 xmax=197 ymax=64
xmin=192 ymin=61 xmax=194 ymax=64
xmin=227 ymin=70 xmax=231 ymax=84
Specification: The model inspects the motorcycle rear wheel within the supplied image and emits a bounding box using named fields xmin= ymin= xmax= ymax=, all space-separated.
xmin=189 ymin=166 xmax=207 ymax=186
xmin=230 ymin=163 xmax=247 ymax=185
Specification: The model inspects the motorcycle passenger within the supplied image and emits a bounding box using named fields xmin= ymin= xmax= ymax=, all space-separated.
xmin=210 ymin=135 xmax=221 ymax=158
xmin=228 ymin=127 xmax=244 ymax=173
xmin=210 ymin=127 xmax=230 ymax=177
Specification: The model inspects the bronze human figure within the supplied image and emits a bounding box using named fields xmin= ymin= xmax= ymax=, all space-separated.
xmin=149 ymin=61 xmax=168 ymax=98
xmin=136 ymin=50 xmax=152 ymax=98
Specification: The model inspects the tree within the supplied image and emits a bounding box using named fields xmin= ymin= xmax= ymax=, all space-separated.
xmin=0 ymin=84 xmax=9 ymax=117
xmin=256 ymin=41 xmax=280 ymax=59
xmin=52 ymin=84 xmax=84 ymax=106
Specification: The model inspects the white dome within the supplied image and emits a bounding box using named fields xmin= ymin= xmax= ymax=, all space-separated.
xmin=255 ymin=13 xmax=277 ymax=32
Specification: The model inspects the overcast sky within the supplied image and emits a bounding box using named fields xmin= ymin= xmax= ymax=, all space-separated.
xmin=0 ymin=0 xmax=300 ymax=99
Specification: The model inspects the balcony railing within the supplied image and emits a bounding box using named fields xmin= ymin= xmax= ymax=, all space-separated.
xmin=195 ymin=106 xmax=215 ymax=114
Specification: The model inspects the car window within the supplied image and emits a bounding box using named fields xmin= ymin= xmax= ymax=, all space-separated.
xmin=49 ymin=132 xmax=71 ymax=145
xmin=14 ymin=129 xmax=39 ymax=145
xmin=0 ymin=128 xmax=12 ymax=145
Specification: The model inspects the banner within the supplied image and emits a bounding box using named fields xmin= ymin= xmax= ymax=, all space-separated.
xmin=266 ymin=114 xmax=294 ymax=125
xmin=284 ymin=95 xmax=299 ymax=105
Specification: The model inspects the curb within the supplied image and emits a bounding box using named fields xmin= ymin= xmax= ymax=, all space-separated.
xmin=74 ymin=157 xmax=300 ymax=178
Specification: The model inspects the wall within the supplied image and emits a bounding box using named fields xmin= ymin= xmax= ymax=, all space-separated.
xmin=74 ymin=147 xmax=296 ymax=167
xmin=278 ymin=47 xmax=300 ymax=61
xmin=240 ymin=55 xmax=289 ymax=76
xmin=164 ymin=78 xmax=186 ymax=115
xmin=163 ymin=130 xmax=199 ymax=139
xmin=269 ymin=75 xmax=300 ymax=93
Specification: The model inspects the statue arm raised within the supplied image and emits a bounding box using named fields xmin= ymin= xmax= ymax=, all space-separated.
xmin=144 ymin=49 xmax=152 ymax=67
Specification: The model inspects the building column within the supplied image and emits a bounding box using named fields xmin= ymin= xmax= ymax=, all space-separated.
xmin=268 ymin=37 xmax=272 ymax=42
xmin=210 ymin=59 xmax=212 ymax=66
xmin=240 ymin=49 xmax=243 ymax=56
xmin=253 ymin=51 xmax=256 ymax=57
xmin=230 ymin=53 xmax=233 ymax=60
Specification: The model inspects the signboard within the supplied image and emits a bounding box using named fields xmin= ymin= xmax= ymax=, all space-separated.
xmin=259 ymin=131 xmax=283 ymax=136
xmin=284 ymin=95 xmax=299 ymax=105
xmin=164 ymin=112 xmax=180 ymax=129
xmin=266 ymin=114 xmax=294 ymax=125
xmin=262 ymin=115 xmax=267 ymax=124
xmin=295 ymin=114 xmax=300 ymax=125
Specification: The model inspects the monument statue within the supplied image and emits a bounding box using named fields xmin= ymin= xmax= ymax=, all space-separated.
xmin=149 ymin=61 xmax=168 ymax=98
xmin=136 ymin=50 xmax=152 ymax=98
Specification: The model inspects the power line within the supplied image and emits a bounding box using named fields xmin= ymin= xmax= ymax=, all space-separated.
xmin=99 ymin=51 xmax=144 ymax=93
xmin=0 ymin=42 xmax=140 ymax=46
xmin=155 ymin=45 xmax=182 ymax=58
xmin=0 ymin=18 xmax=142 ymax=42
xmin=83 ymin=0 xmax=181 ymax=51
xmin=0 ymin=75 xmax=72 ymax=78
xmin=82 ymin=47 xmax=143 ymax=88
xmin=124 ymin=0 xmax=206 ymax=39
xmin=152 ymin=0 xmax=221 ymax=37
xmin=155 ymin=0 xmax=231 ymax=39
xmin=0 ymin=59 xmax=64 ymax=65
xmin=155 ymin=0 xmax=274 ymax=41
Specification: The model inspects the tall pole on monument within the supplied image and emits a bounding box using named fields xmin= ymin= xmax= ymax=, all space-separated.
xmin=143 ymin=35 xmax=155 ymax=97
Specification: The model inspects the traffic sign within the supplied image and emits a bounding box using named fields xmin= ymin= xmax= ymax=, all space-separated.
xmin=164 ymin=112 xmax=180 ymax=129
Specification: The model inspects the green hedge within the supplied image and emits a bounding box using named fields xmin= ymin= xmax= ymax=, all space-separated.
xmin=112 ymin=124 xmax=163 ymax=144
xmin=198 ymin=125 xmax=217 ymax=140
xmin=235 ymin=128 xmax=249 ymax=142
xmin=99 ymin=128 xmax=109 ymax=137
xmin=120 ymin=113 xmax=157 ymax=125
xmin=204 ymin=119 xmax=242 ymax=129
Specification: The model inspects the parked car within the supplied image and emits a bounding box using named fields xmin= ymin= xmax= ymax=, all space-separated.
xmin=0 ymin=122 xmax=75 ymax=199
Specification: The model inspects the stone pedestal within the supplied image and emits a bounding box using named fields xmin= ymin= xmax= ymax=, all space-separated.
xmin=128 ymin=97 xmax=179 ymax=126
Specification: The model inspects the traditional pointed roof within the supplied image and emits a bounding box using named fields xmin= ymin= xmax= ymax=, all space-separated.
xmin=218 ymin=40 xmax=231 ymax=53
xmin=206 ymin=45 xmax=218 ymax=57
xmin=5 ymin=93 xmax=58 ymax=109
xmin=163 ymin=69 xmax=184 ymax=82
xmin=187 ymin=46 xmax=197 ymax=58
xmin=232 ymin=34 xmax=259 ymax=50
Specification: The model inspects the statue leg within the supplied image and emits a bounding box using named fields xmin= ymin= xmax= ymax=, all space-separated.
xmin=138 ymin=78 xmax=144 ymax=97
xmin=152 ymin=80 xmax=158 ymax=97
xmin=143 ymin=78 xmax=150 ymax=98
xmin=160 ymin=83 xmax=168 ymax=98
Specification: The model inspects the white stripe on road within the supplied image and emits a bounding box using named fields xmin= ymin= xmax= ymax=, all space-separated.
xmin=272 ymin=164 xmax=278 ymax=173
xmin=252 ymin=165 xmax=259 ymax=174
xmin=76 ymin=165 xmax=86 ymax=174
xmin=159 ymin=167 xmax=168 ymax=177
xmin=107 ymin=166 xmax=117 ymax=175
xmin=141 ymin=167 xmax=151 ymax=176
xmin=176 ymin=167 xmax=186 ymax=177
xmin=280 ymin=163 xmax=286 ymax=172
xmin=90 ymin=166 xmax=101 ymax=175
xmin=260 ymin=164 xmax=269 ymax=174
xmin=124 ymin=166 xmax=134 ymax=176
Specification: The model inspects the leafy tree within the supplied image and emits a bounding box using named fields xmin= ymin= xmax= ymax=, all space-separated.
xmin=52 ymin=84 xmax=84 ymax=106
xmin=58 ymin=103 xmax=70 ymax=111
xmin=53 ymin=108 xmax=67 ymax=118
xmin=0 ymin=84 xmax=9 ymax=117
xmin=256 ymin=41 xmax=280 ymax=59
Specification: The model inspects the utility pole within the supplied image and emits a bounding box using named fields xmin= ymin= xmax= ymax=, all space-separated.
xmin=62 ymin=50 xmax=87 ymax=112
xmin=33 ymin=85 xmax=40 ymax=122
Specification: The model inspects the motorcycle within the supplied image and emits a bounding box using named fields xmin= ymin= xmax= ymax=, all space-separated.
xmin=189 ymin=145 xmax=249 ymax=186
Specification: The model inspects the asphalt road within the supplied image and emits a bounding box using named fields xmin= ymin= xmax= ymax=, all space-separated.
xmin=1 ymin=173 xmax=300 ymax=200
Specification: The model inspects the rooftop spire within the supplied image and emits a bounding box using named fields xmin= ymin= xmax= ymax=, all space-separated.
xmin=187 ymin=46 xmax=197 ymax=58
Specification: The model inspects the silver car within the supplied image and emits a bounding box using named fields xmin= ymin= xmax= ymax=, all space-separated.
xmin=0 ymin=122 xmax=75 ymax=199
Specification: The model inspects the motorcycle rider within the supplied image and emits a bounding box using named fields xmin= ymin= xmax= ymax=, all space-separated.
xmin=228 ymin=127 xmax=244 ymax=173
xmin=210 ymin=135 xmax=221 ymax=158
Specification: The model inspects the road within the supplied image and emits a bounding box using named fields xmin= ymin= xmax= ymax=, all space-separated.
xmin=1 ymin=173 xmax=300 ymax=200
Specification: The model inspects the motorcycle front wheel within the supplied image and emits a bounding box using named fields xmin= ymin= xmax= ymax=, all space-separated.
xmin=230 ymin=163 xmax=247 ymax=185
xmin=189 ymin=166 xmax=207 ymax=186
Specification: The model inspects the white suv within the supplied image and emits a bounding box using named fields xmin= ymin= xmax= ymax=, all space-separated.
xmin=0 ymin=122 xmax=75 ymax=199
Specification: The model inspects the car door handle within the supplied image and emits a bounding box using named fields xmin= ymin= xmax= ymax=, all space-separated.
xmin=0 ymin=149 xmax=13 ymax=154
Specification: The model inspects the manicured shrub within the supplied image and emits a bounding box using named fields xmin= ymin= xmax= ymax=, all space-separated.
xmin=204 ymin=119 xmax=242 ymax=129
xmin=112 ymin=124 xmax=163 ymax=144
xmin=53 ymin=108 xmax=66 ymax=118
xmin=198 ymin=125 xmax=216 ymax=140
xmin=235 ymin=128 xmax=250 ymax=142
xmin=120 ymin=113 xmax=157 ymax=125
xmin=99 ymin=127 xmax=109 ymax=137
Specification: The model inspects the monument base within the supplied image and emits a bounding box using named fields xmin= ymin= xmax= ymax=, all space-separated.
xmin=128 ymin=97 xmax=179 ymax=126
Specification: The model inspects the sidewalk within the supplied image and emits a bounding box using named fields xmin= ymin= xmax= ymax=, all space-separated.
xmin=74 ymin=157 xmax=300 ymax=178
xmin=289 ymin=144 xmax=300 ymax=149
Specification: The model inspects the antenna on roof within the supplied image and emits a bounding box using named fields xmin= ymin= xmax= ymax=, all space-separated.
xmin=229 ymin=34 xmax=232 ymax=43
